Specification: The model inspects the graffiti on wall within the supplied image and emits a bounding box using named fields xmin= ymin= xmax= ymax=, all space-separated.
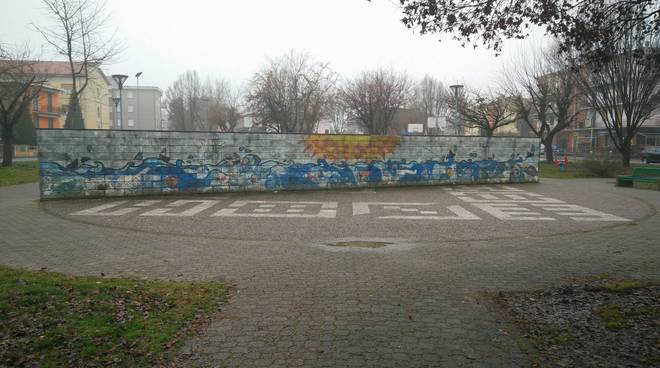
xmin=40 ymin=136 xmax=539 ymax=197
xmin=302 ymin=135 xmax=400 ymax=161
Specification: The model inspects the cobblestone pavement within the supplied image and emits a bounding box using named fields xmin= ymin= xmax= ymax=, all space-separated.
xmin=1 ymin=179 xmax=659 ymax=367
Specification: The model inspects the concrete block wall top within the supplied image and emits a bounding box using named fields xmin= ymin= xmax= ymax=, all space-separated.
xmin=37 ymin=130 xmax=540 ymax=199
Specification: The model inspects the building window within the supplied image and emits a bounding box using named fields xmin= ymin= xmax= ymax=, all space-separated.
xmin=407 ymin=123 xmax=424 ymax=133
xmin=127 ymin=105 xmax=134 ymax=113
xmin=47 ymin=118 xmax=54 ymax=129
xmin=32 ymin=97 xmax=38 ymax=112
xmin=47 ymin=93 xmax=53 ymax=112
xmin=128 ymin=119 xmax=135 ymax=127
xmin=127 ymin=91 xmax=134 ymax=99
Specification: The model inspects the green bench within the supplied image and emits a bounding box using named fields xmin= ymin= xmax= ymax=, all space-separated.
xmin=617 ymin=167 xmax=660 ymax=189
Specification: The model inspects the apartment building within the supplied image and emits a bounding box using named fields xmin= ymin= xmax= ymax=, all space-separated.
xmin=31 ymin=85 xmax=66 ymax=128
xmin=109 ymin=84 xmax=163 ymax=130
xmin=31 ymin=61 xmax=111 ymax=129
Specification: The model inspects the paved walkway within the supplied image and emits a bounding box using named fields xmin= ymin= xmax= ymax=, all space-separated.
xmin=1 ymin=180 xmax=659 ymax=367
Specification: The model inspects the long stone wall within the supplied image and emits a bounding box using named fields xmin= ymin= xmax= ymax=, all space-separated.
xmin=37 ymin=130 xmax=540 ymax=199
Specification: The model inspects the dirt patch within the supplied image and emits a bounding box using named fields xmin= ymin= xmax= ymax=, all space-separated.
xmin=489 ymin=278 xmax=659 ymax=367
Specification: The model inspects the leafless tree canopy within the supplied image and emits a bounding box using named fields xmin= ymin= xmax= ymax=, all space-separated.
xmin=165 ymin=70 xmax=203 ymax=131
xmin=413 ymin=74 xmax=447 ymax=118
xmin=35 ymin=0 xmax=121 ymax=95
xmin=35 ymin=0 xmax=122 ymax=129
xmin=165 ymin=71 xmax=244 ymax=132
xmin=341 ymin=69 xmax=411 ymax=135
xmin=503 ymin=45 xmax=582 ymax=162
xmin=326 ymin=91 xmax=353 ymax=134
xmin=574 ymin=29 xmax=660 ymax=167
xmin=0 ymin=44 xmax=46 ymax=166
xmin=452 ymin=89 xmax=518 ymax=137
xmin=205 ymin=79 xmax=243 ymax=133
xmin=247 ymin=51 xmax=337 ymax=133
xmin=396 ymin=1 xmax=659 ymax=67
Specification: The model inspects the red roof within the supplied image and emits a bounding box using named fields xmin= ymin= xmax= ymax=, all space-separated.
xmin=30 ymin=61 xmax=106 ymax=78
xmin=0 ymin=60 xmax=109 ymax=85
xmin=30 ymin=61 xmax=81 ymax=75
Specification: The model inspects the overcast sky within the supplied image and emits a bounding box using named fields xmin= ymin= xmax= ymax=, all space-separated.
xmin=1 ymin=0 xmax=548 ymax=92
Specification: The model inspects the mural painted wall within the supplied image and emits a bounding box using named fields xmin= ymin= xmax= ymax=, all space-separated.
xmin=37 ymin=130 xmax=540 ymax=199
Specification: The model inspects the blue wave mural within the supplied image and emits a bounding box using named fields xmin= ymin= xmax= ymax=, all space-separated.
xmin=40 ymin=148 xmax=539 ymax=196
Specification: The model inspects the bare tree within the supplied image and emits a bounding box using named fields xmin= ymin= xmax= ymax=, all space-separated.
xmin=414 ymin=75 xmax=451 ymax=134
xmin=247 ymin=51 xmax=337 ymax=133
xmin=413 ymin=74 xmax=447 ymax=117
xmin=341 ymin=69 xmax=411 ymax=135
xmin=206 ymin=79 xmax=243 ymax=132
xmin=503 ymin=46 xmax=582 ymax=163
xmin=34 ymin=0 xmax=122 ymax=128
xmin=165 ymin=70 xmax=204 ymax=131
xmin=166 ymin=72 xmax=244 ymax=132
xmin=0 ymin=44 xmax=45 ymax=166
xmin=394 ymin=1 xmax=659 ymax=67
xmin=453 ymin=89 xmax=518 ymax=137
xmin=574 ymin=28 xmax=660 ymax=167
xmin=327 ymin=91 xmax=352 ymax=134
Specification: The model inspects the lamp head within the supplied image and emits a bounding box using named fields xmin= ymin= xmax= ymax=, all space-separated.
xmin=135 ymin=72 xmax=142 ymax=78
xmin=111 ymin=74 xmax=129 ymax=89
xmin=449 ymin=84 xmax=464 ymax=93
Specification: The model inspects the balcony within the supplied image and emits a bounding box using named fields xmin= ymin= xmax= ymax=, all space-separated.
xmin=34 ymin=107 xmax=63 ymax=116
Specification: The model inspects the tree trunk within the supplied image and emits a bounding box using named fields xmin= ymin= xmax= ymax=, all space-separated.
xmin=543 ymin=137 xmax=555 ymax=164
xmin=621 ymin=149 xmax=631 ymax=168
xmin=65 ymin=92 xmax=85 ymax=129
xmin=2 ymin=123 xmax=14 ymax=167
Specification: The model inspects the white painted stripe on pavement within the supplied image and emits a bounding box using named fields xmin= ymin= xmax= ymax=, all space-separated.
xmin=70 ymin=202 xmax=136 ymax=216
xmin=139 ymin=200 xmax=220 ymax=216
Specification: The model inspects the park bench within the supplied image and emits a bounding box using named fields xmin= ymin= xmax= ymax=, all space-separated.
xmin=616 ymin=167 xmax=660 ymax=189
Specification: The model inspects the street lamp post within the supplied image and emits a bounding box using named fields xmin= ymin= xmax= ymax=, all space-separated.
xmin=112 ymin=97 xmax=121 ymax=129
xmin=135 ymin=72 xmax=142 ymax=127
xmin=111 ymin=74 xmax=128 ymax=129
xmin=449 ymin=84 xmax=464 ymax=135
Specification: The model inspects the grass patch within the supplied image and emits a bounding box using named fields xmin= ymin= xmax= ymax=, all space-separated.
xmin=0 ymin=162 xmax=39 ymax=187
xmin=539 ymin=161 xmax=647 ymax=179
xmin=595 ymin=304 xmax=628 ymax=329
xmin=600 ymin=280 xmax=644 ymax=292
xmin=552 ymin=332 xmax=576 ymax=344
xmin=0 ymin=266 xmax=228 ymax=367
xmin=527 ymin=326 xmax=576 ymax=347
xmin=539 ymin=162 xmax=588 ymax=178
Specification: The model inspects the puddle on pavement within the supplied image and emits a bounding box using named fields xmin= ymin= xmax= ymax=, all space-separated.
xmin=327 ymin=240 xmax=391 ymax=248
xmin=315 ymin=238 xmax=415 ymax=252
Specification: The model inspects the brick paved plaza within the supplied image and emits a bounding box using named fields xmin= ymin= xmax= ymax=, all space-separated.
xmin=1 ymin=179 xmax=658 ymax=367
